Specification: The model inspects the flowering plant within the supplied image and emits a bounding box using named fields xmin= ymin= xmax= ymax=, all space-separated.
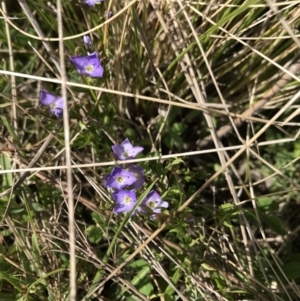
xmin=70 ymin=52 xmax=104 ymax=78
xmin=40 ymin=89 xmax=64 ymax=118
xmin=104 ymin=138 xmax=169 ymax=219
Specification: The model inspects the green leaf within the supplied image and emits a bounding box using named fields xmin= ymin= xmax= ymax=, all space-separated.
xmin=0 ymin=271 xmax=23 ymax=292
xmin=27 ymin=268 xmax=67 ymax=293
xmin=131 ymin=265 xmax=153 ymax=295
xmin=261 ymin=215 xmax=286 ymax=235
xmin=138 ymin=281 xmax=154 ymax=297
xmin=117 ymin=260 xmax=153 ymax=298
xmin=9 ymin=207 xmax=25 ymax=214
xmin=0 ymin=292 xmax=21 ymax=301
xmin=91 ymin=212 xmax=104 ymax=225
xmin=31 ymin=233 xmax=41 ymax=271
xmin=293 ymin=140 xmax=300 ymax=157
xmin=129 ymin=259 xmax=148 ymax=269
xmin=223 ymin=220 xmax=233 ymax=228
xmin=0 ymin=154 xmax=13 ymax=188
xmin=72 ymin=134 xmax=91 ymax=149
xmin=257 ymin=197 xmax=273 ymax=208
xmin=31 ymin=203 xmax=46 ymax=212
xmin=166 ymin=158 xmax=184 ymax=169
xmin=164 ymin=268 xmax=181 ymax=296
xmin=32 ymin=233 xmax=41 ymax=255
xmin=46 ymin=289 xmax=56 ymax=301
xmin=201 ymin=263 xmax=215 ymax=271
xmin=125 ymin=297 xmax=137 ymax=301
xmin=86 ymin=225 xmax=103 ymax=243
xmin=282 ymin=262 xmax=300 ymax=279
xmin=220 ymin=203 xmax=234 ymax=211
xmin=164 ymin=295 xmax=174 ymax=301
xmin=0 ymin=117 xmax=19 ymax=146
xmin=256 ymin=197 xmax=277 ymax=210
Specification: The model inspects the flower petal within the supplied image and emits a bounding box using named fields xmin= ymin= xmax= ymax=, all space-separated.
xmin=55 ymin=97 xmax=64 ymax=110
xmin=127 ymin=165 xmax=145 ymax=189
xmin=128 ymin=146 xmax=144 ymax=158
xmin=111 ymin=145 xmax=124 ymax=159
xmin=83 ymin=35 xmax=91 ymax=48
xmin=159 ymin=201 xmax=169 ymax=209
xmin=88 ymin=64 xmax=104 ymax=77
xmin=40 ymin=90 xmax=57 ymax=106
xmin=50 ymin=108 xmax=63 ymax=118
xmin=70 ymin=56 xmax=88 ymax=70
xmin=84 ymin=0 xmax=104 ymax=6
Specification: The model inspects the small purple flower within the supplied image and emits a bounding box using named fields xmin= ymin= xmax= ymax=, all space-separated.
xmin=83 ymin=35 xmax=92 ymax=49
xmin=139 ymin=190 xmax=168 ymax=220
xmin=112 ymin=190 xmax=137 ymax=214
xmin=104 ymin=167 xmax=136 ymax=190
xmin=84 ymin=0 xmax=105 ymax=6
xmin=70 ymin=52 xmax=104 ymax=78
xmin=40 ymin=89 xmax=64 ymax=117
xmin=127 ymin=165 xmax=145 ymax=189
xmin=105 ymin=11 xmax=113 ymax=18
xmin=186 ymin=216 xmax=195 ymax=224
xmin=112 ymin=139 xmax=143 ymax=160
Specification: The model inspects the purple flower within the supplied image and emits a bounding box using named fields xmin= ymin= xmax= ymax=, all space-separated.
xmin=186 ymin=216 xmax=195 ymax=224
xmin=104 ymin=167 xmax=136 ymax=190
xmin=112 ymin=139 xmax=143 ymax=160
xmin=40 ymin=89 xmax=64 ymax=117
xmin=83 ymin=35 xmax=92 ymax=49
xmin=84 ymin=0 xmax=105 ymax=6
xmin=105 ymin=11 xmax=113 ymax=18
xmin=70 ymin=52 xmax=104 ymax=78
xmin=112 ymin=190 xmax=137 ymax=214
xmin=139 ymin=190 xmax=168 ymax=220
xmin=127 ymin=165 xmax=145 ymax=189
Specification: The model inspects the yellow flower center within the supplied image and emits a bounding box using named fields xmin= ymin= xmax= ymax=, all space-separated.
xmin=148 ymin=201 xmax=156 ymax=208
xmin=85 ymin=64 xmax=94 ymax=72
xmin=125 ymin=196 xmax=131 ymax=204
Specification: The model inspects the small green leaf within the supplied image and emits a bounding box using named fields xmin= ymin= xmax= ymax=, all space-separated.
xmin=91 ymin=212 xmax=104 ymax=225
xmin=0 ymin=271 xmax=23 ymax=292
xmin=131 ymin=265 xmax=153 ymax=295
xmin=125 ymin=297 xmax=136 ymax=301
xmin=72 ymin=134 xmax=91 ymax=149
xmin=138 ymin=281 xmax=154 ymax=296
xmin=223 ymin=220 xmax=233 ymax=228
xmin=166 ymin=158 xmax=184 ymax=169
xmin=282 ymin=262 xmax=300 ymax=279
xmin=0 ymin=154 xmax=13 ymax=188
xmin=10 ymin=207 xmax=25 ymax=214
xmin=32 ymin=233 xmax=40 ymax=253
xmin=164 ymin=294 xmax=174 ymax=301
xmin=164 ymin=268 xmax=181 ymax=296
xmin=1 ymin=117 xmax=19 ymax=146
xmin=0 ymin=292 xmax=21 ymax=301
xmin=257 ymin=197 xmax=275 ymax=210
xmin=220 ymin=203 xmax=234 ymax=211
xmin=86 ymin=225 xmax=103 ymax=243
xmin=32 ymin=203 xmax=46 ymax=212
xmin=129 ymin=259 xmax=148 ymax=269
xmin=201 ymin=263 xmax=215 ymax=271
xmin=32 ymin=233 xmax=41 ymax=269
xmin=261 ymin=215 xmax=286 ymax=235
